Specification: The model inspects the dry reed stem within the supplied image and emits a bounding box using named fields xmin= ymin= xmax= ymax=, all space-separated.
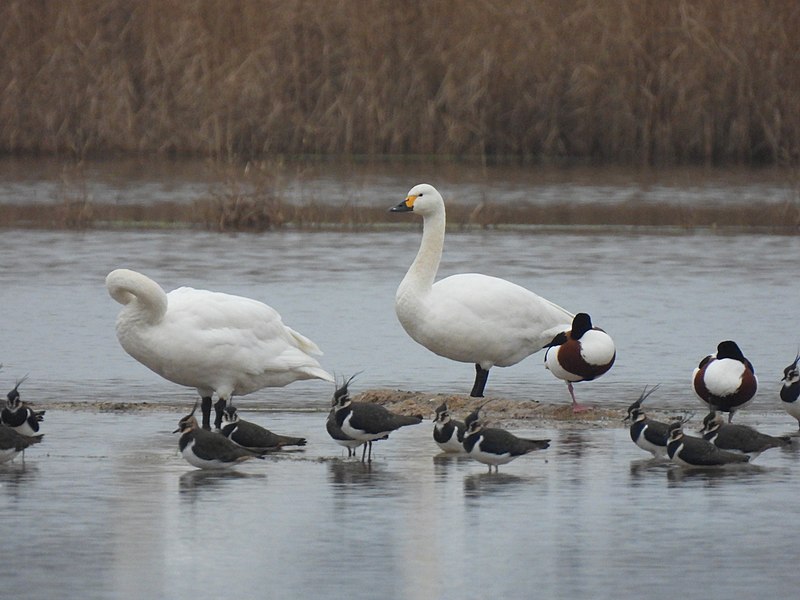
xmin=0 ymin=0 xmax=798 ymax=164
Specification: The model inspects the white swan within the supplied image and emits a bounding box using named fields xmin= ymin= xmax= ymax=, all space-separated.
xmin=390 ymin=183 xmax=574 ymax=397
xmin=106 ymin=268 xmax=333 ymax=429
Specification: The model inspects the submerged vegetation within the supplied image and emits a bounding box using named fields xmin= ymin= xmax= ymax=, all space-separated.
xmin=1 ymin=0 xmax=799 ymax=165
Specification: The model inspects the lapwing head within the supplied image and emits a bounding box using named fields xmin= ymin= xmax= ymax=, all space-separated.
xmin=700 ymin=411 xmax=723 ymax=435
xmin=332 ymin=374 xmax=358 ymax=409
xmin=571 ymin=313 xmax=594 ymax=339
xmin=173 ymin=402 xmax=200 ymax=434
xmin=222 ymin=405 xmax=240 ymax=425
xmin=433 ymin=401 xmax=450 ymax=424
xmin=667 ymin=422 xmax=685 ymax=443
xmin=782 ymin=352 xmax=800 ymax=384
xmin=464 ymin=401 xmax=492 ymax=434
xmin=6 ymin=374 xmax=29 ymax=409
xmin=624 ymin=384 xmax=660 ymax=422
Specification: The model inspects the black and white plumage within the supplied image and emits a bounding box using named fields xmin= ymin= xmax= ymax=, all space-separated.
xmin=0 ymin=424 xmax=43 ymax=464
xmin=326 ymin=407 xmax=364 ymax=457
xmin=666 ymin=422 xmax=750 ymax=467
xmin=1 ymin=376 xmax=45 ymax=437
xmin=780 ymin=353 xmax=800 ymax=429
xmin=220 ymin=406 xmax=306 ymax=452
xmin=692 ymin=340 xmax=757 ymax=422
xmin=699 ymin=411 xmax=790 ymax=460
xmin=330 ymin=377 xmax=422 ymax=462
xmin=173 ymin=406 xmax=265 ymax=470
xmin=432 ymin=401 xmax=466 ymax=453
xmin=544 ymin=313 xmax=616 ymax=412
xmin=462 ymin=405 xmax=550 ymax=472
xmin=624 ymin=385 xmax=671 ymax=459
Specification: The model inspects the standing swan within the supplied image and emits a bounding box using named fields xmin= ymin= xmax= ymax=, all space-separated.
xmin=390 ymin=183 xmax=574 ymax=397
xmin=106 ymin=268 xmax=333 ymax=429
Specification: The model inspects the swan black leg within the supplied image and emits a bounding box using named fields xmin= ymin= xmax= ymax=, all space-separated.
xmin=200 ymin=396 xmax=213 ymax=430
xmin=470 ymin=364 xmax=490 ymax=397
xmin=213 ymin=398 xmax=227 ymax=430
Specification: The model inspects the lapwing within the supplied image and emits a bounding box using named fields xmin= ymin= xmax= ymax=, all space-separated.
xmin=330 ymin=376 xmax=422 ymax=462
xmin=544 ymin=312 xmax=616 ymax=412
xmin=780 ymin=353 xmax=800 ymax=429
xmin=1 ymin=375 xmax=45 ymax=437
xmin=624 ymin=385 xmax=672 ymax=459
xmin=692 ymin=340 xmax=757 ymax=422
xmin=432 ymin=401 xmax=466 ymax=453
xmin=390 ymin=183 xmax=574 ymax=399
xmin=106 ymin=268 xmax=333 ymax=431
xmin=173 ymin=404 xmax=265 ymax=470
xmin=666 ymin=422 xmax=750 ymax=467
xmin=220 ymin=405 xmax=306 ymax=452
xmin=699 ymin=411 xmax=790 ymax=459
xmin=462 ymin=404 xmax=550 ymax=472
xmin=326 ymin=407 xmax=365 ymax=457
xmin=0 ymin=424 xmax=43 ymax=464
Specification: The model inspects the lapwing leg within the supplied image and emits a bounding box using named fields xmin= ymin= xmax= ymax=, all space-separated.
xmin=470 ymin=364 xmax=490 ymax=398
xmin=200 ymin=396 xmax=213 ymax=430
xmin=361 ymin=442 xmax=367 ymax=462
xmin=728 ymin=411 xmax=733 ymax=423
xmin=367 ymin=441 xmax=373 ymax=463
xmin=568 ymin=382 xmax=590 ymax=413
xmin=213 ymin=398 xmax=227 ymax=430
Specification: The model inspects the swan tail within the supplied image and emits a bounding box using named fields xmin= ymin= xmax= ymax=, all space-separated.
xmin=286 ymin=327 xmax=324 ymax=356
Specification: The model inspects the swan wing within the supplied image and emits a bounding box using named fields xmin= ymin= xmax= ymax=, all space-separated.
xmin=405 ymin=274 xmax=572 ymax=366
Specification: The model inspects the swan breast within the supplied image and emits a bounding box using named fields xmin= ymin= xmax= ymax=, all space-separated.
xmin=396 ymin=273 xmax=572 ymax=367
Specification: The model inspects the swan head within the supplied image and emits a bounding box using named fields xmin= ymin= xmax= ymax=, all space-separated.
xmin=390 ymin=183 xmax=443 ymax=217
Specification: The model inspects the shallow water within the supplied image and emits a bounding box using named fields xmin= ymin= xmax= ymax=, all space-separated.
xmin=2 ymin=165 xmax=800 ymax=598
xmin=2 ymin=409 xmax=800 ymax=600
xmin=1 ymin=228 xmax=798 ymax=408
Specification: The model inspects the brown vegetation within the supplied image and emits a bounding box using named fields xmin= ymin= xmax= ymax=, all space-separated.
xmin=1 ymin=0 xmax=798 ymax=165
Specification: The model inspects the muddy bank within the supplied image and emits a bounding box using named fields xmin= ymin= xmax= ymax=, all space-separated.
xmin=36 ymin=387 xmax=701 ymax=429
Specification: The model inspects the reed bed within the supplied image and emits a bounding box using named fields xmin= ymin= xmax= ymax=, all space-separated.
xmin=1 ymin=0 xmax=798 ymax=165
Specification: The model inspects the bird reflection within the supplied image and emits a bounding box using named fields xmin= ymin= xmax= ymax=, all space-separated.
xmin=178 ymin=469 xmax=265 ymax=501
xmin=463 ymin=471 xmax=530 ymax=498
xmin=327 ymin=458 xmax=380 ymax=487
xmin=666 ymin=463 xmax=765 ymax=486
xmin=0 ymin=463 xmax=38 ymax=505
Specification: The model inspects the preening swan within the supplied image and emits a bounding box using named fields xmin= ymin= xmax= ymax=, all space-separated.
xmin=106 ymin=268 xmax=333 ymax=430
xmin=390 ymin=183 xmax=573 ymax=397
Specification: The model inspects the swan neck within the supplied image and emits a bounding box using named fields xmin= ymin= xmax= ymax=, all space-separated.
xmin=404 ymin=209 xmax=445 ymax=291
xmin=107 ymin=270 xmax=168 ymax=323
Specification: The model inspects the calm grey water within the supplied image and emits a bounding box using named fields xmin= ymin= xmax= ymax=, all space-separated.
xmin=2 ymin=167 xmax=800 ymax=599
